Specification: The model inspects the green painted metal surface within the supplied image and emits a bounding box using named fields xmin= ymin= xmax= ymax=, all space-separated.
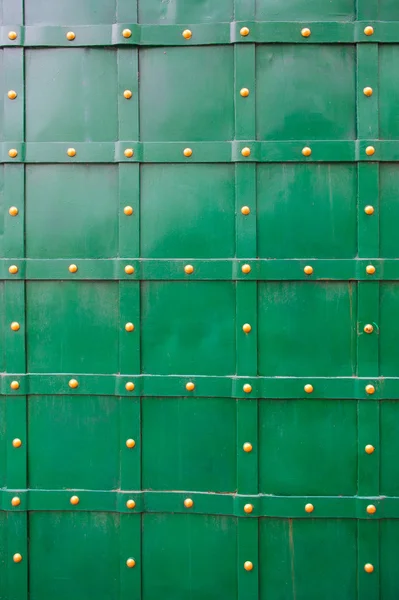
xmin=1 ymin=0 xmax=399 ymax=598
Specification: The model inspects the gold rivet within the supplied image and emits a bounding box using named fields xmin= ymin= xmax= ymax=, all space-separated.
xmin=305 ymin=503 xmax=314 ymax=513
xmin=363 ymin=87 xmax=373 ymax=97
xmin=364 ymin=26 xmax=374 ymax=36
xmin=66 ymin=31 xmax=75 ymax=40
xmin=183 ymin=148 xmax=193 ymax=157
xmin=126 ymin=558 xmax=136 ymax=568
xmin=302 ymin=146 xmax=312 ymax=157
xmin=364 ymin=563 xmax=374 ymax=573
xmin=126 ymin=500 xmax=136 ymax=509
xmin=364 ymin=324 xmax=374 ymax=334
xmin=8 ymin=149 xmax=18 ymax=158
xmin=8 ymin=90 xmax=17 ymax=100
xmin=304 ymin=384 xmax=313 ymax=394
xmin=366 ymin=384 xmax=375 ymax=395
xmin=243 ymin=383 xmax=252 ymax=393
xmin=242 ymin=264 xmax=251 ymax=274
xmin=241 ymin=147 xmax=251 ymax=157
xmin=10 ymin=381 xmax=20 ymax=390
xmin=186 ymin=382 xmax=195 ymax=392
xmin=124 ymin=206 xmax=133 ymax=215
xmin=8 ymin=31 xmax=17 ymax=40
xmin=67 ymin=148 xmax=76 ymax=157
xmin=122 ymin=29 xmax=132 ymax=38
xmin=365 ymin=444 xmax=375 ymax=454
xmin=9 ymin=265 xmax=18 ymax=274
xmin=126 ymin=439 xmax=136 ymax=448
xmin=367 ymin=504 xmax=376 ymax=514
xmin=10 ymin=322 xmax=20 ymax=331
xmin=125 ymin=265 xmax=134 ymax=274
xmin=364 ymin=205 xmax=375 ymax=215
xmin=244 ymin=504 xmax=253 ymax=514
xmin=182 ymin=29 xmax=192 ymax=39
xmin=240 ymin=27 xmax=250 ymax=36
xmin=184 ymin=498 xmax=194 ymax=508
xmin=366 ymin=265 xmax=376 ymax=275
xmin=123 ymin=90 xmax=132 ymax=99
xmin=69 ymin=379 xmax=79 ymax=389
xmin=241 ymin=206 xmax=250 ymax=215
xmin=12 ymin=438 xmax=22 ymax=448
xmin=13 ymin=553 xmax=22 ymax=563
xmin=184 ymin=264 xmax=194 ymax=274
xmin=240 ymin=88 xmax=249 ymax=97
xmin=301 ymin=27 xmax=311 ymax=37
xmin=9 ymin=206 xmax=18 ymax=216
xmin=70 ymin=495 xmax=79 ymax=505
xmin=125 ymin=323 xmax=135 ymax=332
xmin=11 ymin=497 xmax=20 ymax=507
xmin=243 ymin=442 xmax=253 ymax=453
xmin=244 ymin=561 xmax=253 ymax=571
xmin=242 ymin=323 xmax=252 ymax=333
xmin=69 ymin=264 xmax=78 ymax=273
xmin=366 ymin=146 xmax=375 ymax=156
xmin=125 ymin=382 xmax=135 ymax=391
xmin=124 ymin=148 xmax=134 ymax=158
xmin=304 ymin=265 xmax=313 ymax=275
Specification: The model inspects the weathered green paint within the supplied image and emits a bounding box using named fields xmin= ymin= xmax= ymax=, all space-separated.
xmin=1 ymin=0 xmax=399 ymax=598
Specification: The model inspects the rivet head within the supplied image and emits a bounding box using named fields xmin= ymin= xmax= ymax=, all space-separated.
xmin=366 ymin=384 xmax=375 ymax=395
xmin=9 ymin=265 xmax=18 ymax=274
xmin=364 ymin=563 xmax=374 ymax=573
xmin=124 ymin=206 xmax=133 ymax=215
xmin=366 ymin=146 xmax=375 ymax=156
xmin=126 ymin=558 xmax=136 ymax=568
xmin=126 ymin=439 xmax=136 ymax=448
xmin=12 ymin=438 xmax=22 ymax=448
xmin=126 ymin=500 xmax=136 ymax=509
xmin=182 ymin=29 xmax=192 ymax=39
xmin=69 ymin=379 xmax=79 ymax=389
xmin=240 ymin=27 xmax=250 ymax=36
xmin=364 ymin=205 xmax=375 ymax=215
xmin=304 ymin=265 xmax=313 ymax=275
xmin=241 ymin=206 xmax=250 ymax=215
xmin=244 ymin=504 xmax=253 ymax=514
xmin=244 ymin=561 xmax=253 ymax=571
xmin=243 ymin=442 xmax=253 ymax=452
xmin=11 ymin=497 xmax=21 ymax=507
xmin=302 ymin=146 xmax=312 ymax=157
xmin=184 ymin=264 xmax=194 ymax=274
xmin=364 ymin=324 xmax=374 ymax=334
xmin=363 ymin=87 xmax=373 ymax=97
xmin=243 ymin=383 xmax=252 ymax=393
xmin=242 ymin=323 xmax=252 ymax=333
xmin=124 ymin=148 xmax=134 ymax=158
xmin=9 ymin=206 xmax=18 ymax=216
xmin=366 ymin=265 xmax=376 ymax=275
xmin=125 ymin=265 xmax=134 ymax=274
xmin=184 ymin=498 xmax=194 ymax=508
xmin=365 ymin=444 xmax=375 ymax=454
xmin=367 ymin=504 xmax=376 ymax=514
xmin=8 ymin=149 xmax=18 ymax=158
xmin=186 ymin=382 xmax=195 ymax=392
xmin=69 ymin=264 xmax=78 ymax=273
xmin=305 ymin=503 xmax=314 ymax=513
xmin=13 ymin=553 xmax=22 ymax=563
xmin=125 ymin=323 xmax=135 ymax=332
xmin=122 ymin=29 xmax=132 ymax=38
xmin=301 ymin=27 xmax=311 ymax=37
xmin=123 ymin=90 xmax=132 ymax=99
xmin=241 ymin=147 xmax=251 ymax=157
xmin=240 ymin=88 xmax=249 ymax=97
xmin=8 ymin=90 xmax=17 ymax=100
xmin=10 ymin=381 xmax=20 ymax=390
xmin=364 ymin=26 xmax=374 ymax=36
xmin=66 ymin=31 xmax=75 ymax=40
xmin=304 ymin=384 xmax=314 ymax=394
xmin=10 ymin=322 xmax=20 ymax=331
xmin=125 ymin=382 xmax=135 ymax=391
xmin=67 ymin=148 xmax=76 ymax=157
xmin=70 ymin=495 xmax=79 ymax=505
xmin=8 ymin=31 xmax=17 ymax=40
xmin=183 ymin=148 xmax=193 ymax=157
xmin=242 ymin=264 xmax=251 ymax=274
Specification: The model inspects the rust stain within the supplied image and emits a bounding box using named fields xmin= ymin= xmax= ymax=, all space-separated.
xmin=288 ymin=519 xmax=297 ymax=600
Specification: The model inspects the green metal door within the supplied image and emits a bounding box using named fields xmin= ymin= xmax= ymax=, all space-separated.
xmin=1 ymin=0 xmax=399 ymax=598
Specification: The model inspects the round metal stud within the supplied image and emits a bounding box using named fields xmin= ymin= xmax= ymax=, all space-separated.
xmin=122 ymin=29 xmax=132 ymax=38
xmin=9 ymin=265 xmax=18 ymax=274
xmin=125 ymin=265 xmax=134 ymax=274
xmin=125 ymin=382 xmax=135 ymax=391
xmin=244 ymin=504 xmax=253 ymax=514
xmin=184 ymin=264 xmax=194 ymax=274
xmin=126 ymin=439 xmax=136 ymax=448
xmin=241 ymin=206 xmax=250 ymax=215
xmin=243 ymin=442 xmax=253 ymax=453
xmin=126 ymin=500 xmax=136 ymax=509
xmin=183 ymin=148 xmax=193 ymax=157
xmin=242 ymin=264 xmax=251 ymax=274
xmin=304 ymin=384 xmax=314 ymax=394
xmin=240 ymin=27 xmax=250 ymax=37
xmin=363 ymin=87 xmax=373 ymax=97
xmin=125 ymin=323 xmax=135 ymax=332
xmin=10 ymin=381 xmax=20 ymax=390
xmin=243 ymin=383 xmax=252 ymax=393
xmin=366 ymin=146 xmax=375 ymax=156
xmin=70 ymin=495 xmax=79 ymax=505
xmin=366 ymin=265 xmax=376 ymax=275
xmin=69 ymin=264 xmax=78 ymax=273
xmin=186 ymin=382 xmax=195 ymax=392
xmin=364 ymin=324 xmax=374 ymax=334
xmin=184 ymin=498 xmax=194 ymax=508
xmin=304 ymin=265 xmax=313 ymax=275
xmin=241 ymin=147 xmax=251 ymax=157
xmin=9 ymin=206 xmax=18 ymax=216
xmin=365 ymin=444 xmax=375 ymax=454
xmin=242 ymin=323 xmax=252 ymax=333
xmin=124 ymin=148 xmax=134 ymax=158
xmin=69 ymin=379 xmax=79 ymax=389
xmin=244 ymin=561 xmax=253 ymax=571
xmin=367 ymin=504 xmax=376 ymax=514
xmin=12 ymin=438 xmax=22 ymax=448
xmin=240 ymin=88 xmax=250 ymax=97
xmin=364 ymin=26 xmax=374 ymax=36
xmin=8 ymin=90 xmax=17 ymax=100
xmin=302 ymin=146 xmax=312 ymax=157
xmin=67 ymin=148 xmax=76 ymax=157
xmin=123 ymin=90 xmax=132 ymax=99
xmin=10 ymin=322 xmax=20 ymax=331
xmin=305 ymin=503 xmax=314 ymax=513
xmin=182 ymin=29 xmax=192 ymax=39
xmin=301 ymin=28 xmax=311 ymax=37
xmin=9 ymin=149 xmax=18 ymax=158
xmin=13 ymin=553 xmax=22 ymax=563
xmin=8 ymin=31 xmax=17 ymax=40
xmin=11 ymin=497 xmax=20 ymax=507
xmin=364 ymin=563 xmax=374 ymax=573
xmin=364 ymin=205 xmax=375 ymax=215
xmin=366 ymin=384 xmax=375 ymax=395
xmin=124 ymin=206 xmax=133 ymax=215
xmin=126 ymin=558 xmax=136 ymax=568
xmin=66 ymin=31 xmax=75 ymax=40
